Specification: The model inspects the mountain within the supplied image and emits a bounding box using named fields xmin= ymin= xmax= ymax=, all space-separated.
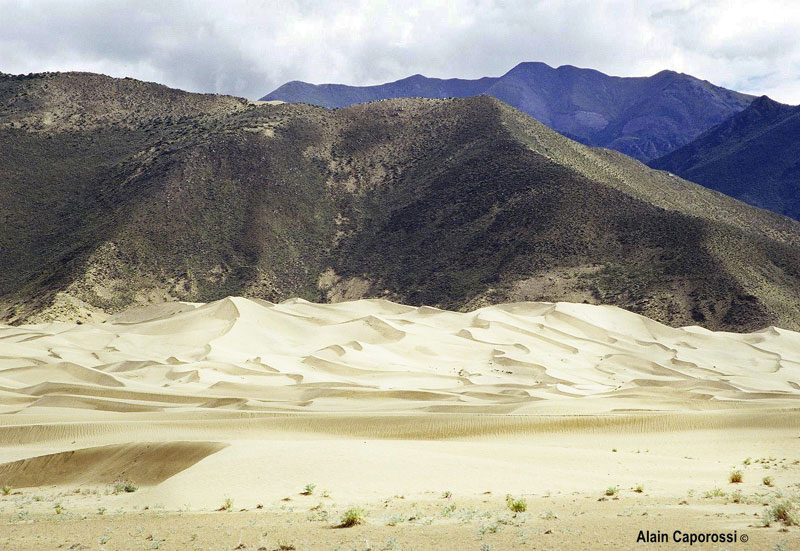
xmin=2 ymin=72 xmax=799 ymax=332
xmin=261 ymin=62 xmax=755 ymax=161
xmin=650 ymin=96 xmax=800 ymax=220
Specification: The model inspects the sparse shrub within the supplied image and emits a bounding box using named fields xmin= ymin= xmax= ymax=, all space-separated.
xmin=605 ymin=486 xmax=618 ymax=497
xmin=220 ymin=497 xmax=233 ymax=511
xmin=1 ymin=485 xmax=11 ymax=496
xmin=730 ymin=490 xmax=743 ymax=503
xmin=338 ymin=507 xmax=366 ymax=527
xmin=743 ymin=458 xmax=751 ymax=465
xmin=97 ymin=506 xmax=106 ymax=515
xmin=703 ymin=487 xmax=726 ymax=498
xmin=763 ymin=501 xmax=797 ymax=527
xmin=441 ymin=490 xmax=453 ymax=499
xmin=634 ymin=484 xmax=644 ymax=493
xmin=301 ymin=483 xmax=316 ymax=496
xmin=113 ymin=479 xmax=137 ymax=493
xmin=729 ymin=470 xmax=743 ymax=484
xmin=763 ymin=476 xmax=774 ymax=487
xmin=277 ymin=541 xmax=296 ymax=551
xmin=479 ymin=522 xmax=501 ymax=535
xmin=54 ymin=502 xmax=63 ymax=514
xmin=386 ymin=513 xmax=406 ymax=526
xmin=306 ymin=504 xmax=329 ymax=522
xmin=506 ymin=495 xmax=527 ymax=513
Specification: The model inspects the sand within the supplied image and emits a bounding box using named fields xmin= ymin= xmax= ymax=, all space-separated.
xmin=1 ymin=298 xmax=798 ymax=549
xmin=2 ymin=296 xmax=799 ymax=415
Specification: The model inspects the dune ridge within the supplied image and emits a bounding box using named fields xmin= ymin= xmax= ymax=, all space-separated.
xmin=1 ymin=297 xmax=799 ymax=415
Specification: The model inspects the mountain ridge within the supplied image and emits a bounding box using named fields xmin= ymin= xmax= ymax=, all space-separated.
xmin=261 ymin=62 xmax=755 ymax=161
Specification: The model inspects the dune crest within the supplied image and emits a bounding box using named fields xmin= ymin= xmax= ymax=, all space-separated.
xmin=1 ymin=298 xmax=798 ymax=414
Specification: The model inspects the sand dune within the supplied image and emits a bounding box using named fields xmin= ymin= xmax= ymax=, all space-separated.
xmin=0 ymin=297 xmax=798 ymax=415
xmin=0 ymin=442 xmax=226 ymax=487
xmin=2 ymin=299 xmax=799 ymax=550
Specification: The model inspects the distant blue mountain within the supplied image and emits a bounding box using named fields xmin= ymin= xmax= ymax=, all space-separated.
xmin=651 ymin=96 xmax=800 ymax=220
xmin=261 ymin=62 xmax=755 ymax=161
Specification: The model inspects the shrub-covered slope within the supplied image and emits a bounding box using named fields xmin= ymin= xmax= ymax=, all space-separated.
xmin=1 ymin=72 xmax=798 ymax=332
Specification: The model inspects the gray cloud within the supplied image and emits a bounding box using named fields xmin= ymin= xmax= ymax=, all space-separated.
xmin=1 ymin=0 xmax=799 ymax=103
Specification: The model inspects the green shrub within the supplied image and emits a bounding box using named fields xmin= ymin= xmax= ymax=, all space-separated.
xmin=505 ymin=495 xmax=527 ymax=513
xmin=338 ymin=507 xmax=366 ymax=527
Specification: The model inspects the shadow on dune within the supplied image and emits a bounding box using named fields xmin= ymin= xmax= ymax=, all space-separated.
xmin=0 ymin=441 xmax=227 ymax=488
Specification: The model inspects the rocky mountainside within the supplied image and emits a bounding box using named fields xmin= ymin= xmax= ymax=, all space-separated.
xmin=650 ymin=96 xmax=800 ymax=220
xmin=261 ymin=62 xmax=754 ymax=161
xmin=2 ymin=72 xmax=798 ymax=332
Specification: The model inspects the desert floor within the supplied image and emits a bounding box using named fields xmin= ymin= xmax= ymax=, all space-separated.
xmin=1 ymin=411 xmax=799 ymax=550
xmin=1 ymin=299 xmax=799 ymax=549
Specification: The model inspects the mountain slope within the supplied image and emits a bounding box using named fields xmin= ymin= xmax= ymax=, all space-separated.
xmin=1 ymin=72 xmax=799 ymax=332
xmin=261 ymin=62 xmax=754 ymax=161
xmin=650 ymin=96 xmax=800 ymax=220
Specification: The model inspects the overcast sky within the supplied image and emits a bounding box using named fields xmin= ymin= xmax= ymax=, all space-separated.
xmin=2 ymin=0 xmax=799 ymax=103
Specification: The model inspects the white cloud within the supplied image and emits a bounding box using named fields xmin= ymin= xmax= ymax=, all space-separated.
xmin=0 ymin=0 xmax=798 ymax=103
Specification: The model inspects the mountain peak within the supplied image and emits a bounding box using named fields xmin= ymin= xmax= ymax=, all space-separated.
xmin=747 ymin=95 xmax=786 ymax=111
xmin=652 ymin=69 xmax=679 ymax=77
xmin=397 ymin=73 xmax=429 ymax=82
xmin=505 ymin=61 xmax=554 ymax=75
